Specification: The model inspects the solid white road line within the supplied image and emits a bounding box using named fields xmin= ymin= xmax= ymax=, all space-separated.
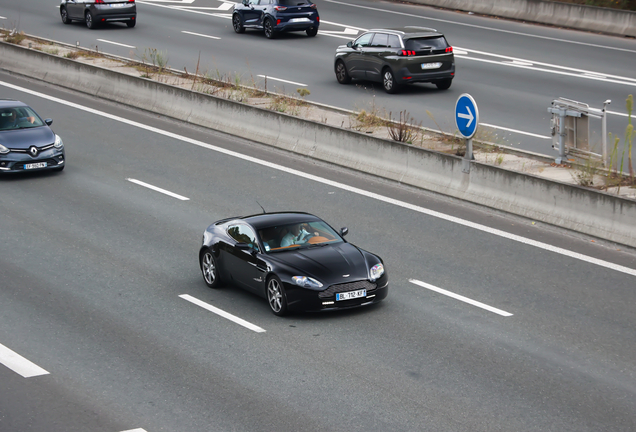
xmin=127 ymin=178 xmax=190 ymax=201
xmin=96 ymin=39 xmax=136 ymax=49
xmin=257 ymin=75 xmax=307 ymax=87
xmin=181 ymin=30 xmax=221 ymax=40
xmin=179 ymin=295 xmax=266 ymax=333
xmin=120 ymin=429 xmax=148 ymax=432
xmin=480 ymin=123 xmax=551 ymax=140
xmin=0 ymin=16 xmax=6 ymax=19
xmin=0 ymin=342 xmax=49 ymax=378
xmin=323 ymin=0 xmax=636 ymax=54
xmin=2 ymin=79 xmax=636 ymax=278
xmin=409 ymin=279 xmax=513 ymax=317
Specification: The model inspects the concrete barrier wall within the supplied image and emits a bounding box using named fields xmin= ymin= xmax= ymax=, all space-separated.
xmin=1 ymin=42 xmax=635 ymax=247
xmin=403 ymin=0 xmax=636 ymax=37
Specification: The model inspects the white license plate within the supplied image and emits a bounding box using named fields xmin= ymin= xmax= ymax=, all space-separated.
xmin=24 ymin=162 xmax=47 ymax=170
xmin=110 ymin=3 xmax=126 ymax=7
xmin=421 ymin=62 xmax=442 ymax=69
xmin=289 ymin=17 xmax=311 ymax=23
xmin=336 ymin=289 xmax=366 ymax=301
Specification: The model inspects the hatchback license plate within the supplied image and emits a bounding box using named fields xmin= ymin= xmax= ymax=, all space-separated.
xmin=336 ymin=289 xmax=366 ymax=301
xmin=110 ymin=3 xmax=125 ymax=7
xmin=24 ymin=162 xmax=47 ymax=170
xmin=421 ymin=62 xmax=442 ymax=69
xmin=289 ymin=18 xmax=311 ymax=23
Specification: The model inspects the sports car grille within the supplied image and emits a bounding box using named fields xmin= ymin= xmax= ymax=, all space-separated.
xmin=319 ymin=280 xmax=377 ymax=299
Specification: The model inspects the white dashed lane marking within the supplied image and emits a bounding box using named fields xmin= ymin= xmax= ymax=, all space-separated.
xmin=0 ymin=342 xmax=49 ymax=378
xmin=127 ymin=178 xmax=190 ymax=201
xmin=180 ymin=295 xmax=266 ymax=333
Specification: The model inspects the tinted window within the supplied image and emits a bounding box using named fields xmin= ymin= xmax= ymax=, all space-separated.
xmin=259 ymin=220 xmax=343 ymax=253
xmin=387 ymin=35 xmax=401 ymax=48
xmin=354 ymin=33 xmax=374 ymax=48
xmin=228 ymin=224 xmax=259 ymax=251
xmin=370 ymin=33 xmax=389 ymax=48
xmin=278 ymin=0 xmax=310 ymax=4
xmin=405 ymin=36 xmax=448 ymax=51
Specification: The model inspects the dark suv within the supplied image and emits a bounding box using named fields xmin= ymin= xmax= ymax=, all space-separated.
xmin=334 ymin=27 xmax=455 ymax=94
xmin=232 ymin=0 xmax=319 ymax=39
xmin=60 ymin=0 xmax=137 ymax=29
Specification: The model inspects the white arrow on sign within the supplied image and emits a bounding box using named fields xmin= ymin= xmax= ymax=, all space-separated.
xmin=458 ymin=106 xmax=474 ymax=128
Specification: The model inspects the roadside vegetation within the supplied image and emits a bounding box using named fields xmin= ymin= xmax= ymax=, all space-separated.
xmin=555 ymin=0 xmax=636 ymax=11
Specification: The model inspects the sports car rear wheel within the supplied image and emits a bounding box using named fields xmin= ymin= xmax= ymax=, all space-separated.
xmin=267 ymin=276 xmax=288 ymax=316
xmin=201 ymin=249 xmax=221 ymax=288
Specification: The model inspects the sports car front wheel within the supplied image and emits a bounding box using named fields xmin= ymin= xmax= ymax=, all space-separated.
xmin=201 ymin=249 xmax=221 ymax=288
xmin=267 ymin=276 xmax=288 ymax=316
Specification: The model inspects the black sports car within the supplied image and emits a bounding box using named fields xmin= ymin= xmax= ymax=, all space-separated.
xmin=199 ymin=212 xmax=388 ymax=316
xmin=0 ymin=100 xmax=65 ymax=173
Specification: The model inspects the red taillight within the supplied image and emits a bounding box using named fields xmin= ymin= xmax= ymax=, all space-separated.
xmin=129 ymin=0 xmax=135 ymax=2
xmin=277 ymin=19 xmax=281 ymax=25
xmin=274 ymin=6 xmax=287 ymax=11
xmin=310 ymin=3 xmax=317 ymax=8
xmin=400 ymin=50 xmax=416 ymax=56
xmin=403 ymin=77 xmax=412 ymax=80
xmin=95 ymin=0 xmax=105 ymax=3
xmin=445 ymin=46 xmax=453 ymax=53
xmin=316 ymin=16 xmax=319 ymax=22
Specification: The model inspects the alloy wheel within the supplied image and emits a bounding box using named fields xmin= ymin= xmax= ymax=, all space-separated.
xmin=336 ymin=61 xmax=350 ymax=84
xmin=264 ymin=19 xmax=274 ymax=39
xmin=201 ymin=251 xmax=218 ymax=287
xmin=86 ymin=12 xmax=94 ymax=29
xmin=233 ymin=14 xmax=244 ymax=33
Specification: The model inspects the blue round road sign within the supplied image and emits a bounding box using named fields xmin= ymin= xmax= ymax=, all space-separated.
xmin=455 ymin=94 xmax=479 ymax=139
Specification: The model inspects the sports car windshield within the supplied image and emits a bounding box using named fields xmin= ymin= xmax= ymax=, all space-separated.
xmin=0 ymin=106 xmax=45 ymax=131
xmin=259 ymin=220 xmax=343 ymax=253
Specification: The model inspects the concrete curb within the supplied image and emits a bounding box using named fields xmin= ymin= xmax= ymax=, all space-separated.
xmin=1 ymin=41 xmax=635 ymax=247
xmin=400 ymin=0 xmax=636 ymax=37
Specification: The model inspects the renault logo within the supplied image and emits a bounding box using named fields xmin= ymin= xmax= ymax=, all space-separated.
xmin=29 ymin=146 xmax=39 ymax=157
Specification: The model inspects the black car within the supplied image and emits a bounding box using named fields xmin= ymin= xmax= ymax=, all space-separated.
xmin=334 ymin=27 xmax=455 ymax=93
xmin=199 ymin=212 xmax=388 ymax=316
xmin=232 ymin=0 xmax=319 ymax=39
xmin=60 ymin=0 xmax=137 ymax=29
xmin=0 ymin=100 xmax=65 ymax=174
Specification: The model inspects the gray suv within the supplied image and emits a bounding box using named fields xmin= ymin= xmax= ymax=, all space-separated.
xmin=334 ymin=27 xmax=455 ymax=94
xmin=60 ymin=0 xmax=137 ymax=29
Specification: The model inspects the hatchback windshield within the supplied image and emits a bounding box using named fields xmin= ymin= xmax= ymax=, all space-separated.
xmin=259 ymin=220 xmax=343 ymax=252
xmin=0 ymin=106 xmax=44 ymax=131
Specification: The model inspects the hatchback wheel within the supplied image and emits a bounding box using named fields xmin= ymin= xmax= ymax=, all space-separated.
xmin=232 ymin=14 xmax=245 ymax=33
xmin=61 ymin=8 xmax=72 ymax=24
xmin=267 ymin=276 xmax=288 ymax=316
xmin=85 ymin=11 xmax=96 ymax=29
xmin=201 ymin=249 xmax=221 ymax=288
xmin=335 ymin=60 xmax=351 ymax=84
xmin=264 ymin=18 xmax=275 ymax=39
xmin=435 ymin=78 xmax=452 ymax=90
xmin=382 ymin=68 xmax=399 ymax=94
xmin=306 ymin=27 xmax=318 ymax=37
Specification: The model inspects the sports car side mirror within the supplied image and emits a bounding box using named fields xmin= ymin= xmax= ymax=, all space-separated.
xmin=340 ymin=227 xmax=348 ymax=237
xmin=45 ymin=119 xmax=53 ymax=126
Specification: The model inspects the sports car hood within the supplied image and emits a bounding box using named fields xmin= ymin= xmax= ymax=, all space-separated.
xmin=0 ymin=127 xmax=55 ymax=150
xmin=270 ymin=242 xmax=372 ymax=285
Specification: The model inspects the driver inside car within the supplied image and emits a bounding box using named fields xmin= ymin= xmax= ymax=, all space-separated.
xmin=280 ymin=223 xmax=315 ymax=247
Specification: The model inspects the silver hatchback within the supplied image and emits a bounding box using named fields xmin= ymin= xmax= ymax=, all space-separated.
xmin=60 ymin=0 xmax=137 ymax=29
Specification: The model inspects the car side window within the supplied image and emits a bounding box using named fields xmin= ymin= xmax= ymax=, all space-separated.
xmin=387 ymin=35 xmax=401 ymax=48
xmin=370 ymin=33 xmax=389 ymax=48
xmin=228 ymin=224 xmax=259 ymax=251
xmin=354 ymin=33 xmax=374 ymax=48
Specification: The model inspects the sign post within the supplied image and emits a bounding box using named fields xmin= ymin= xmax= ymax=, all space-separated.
xmin=455 ymin=94 xmax=479 ymax=173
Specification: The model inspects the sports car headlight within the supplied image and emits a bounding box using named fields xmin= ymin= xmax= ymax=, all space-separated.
xmin=292 ymin=276 xmax=323 ymax=289
xmin=54 ymin=134 xmax=63 ymax=148
xmin=0 ymin=144 xmax=9 ymax=154
xmin=369 ymin=263 xmax=384 ymax=281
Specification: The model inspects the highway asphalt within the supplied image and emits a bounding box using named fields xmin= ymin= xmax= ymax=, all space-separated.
xmin=2 ymin=70 xmax=636 ymax=431
xmin=1 ymin=0 xmax=635 ymax=158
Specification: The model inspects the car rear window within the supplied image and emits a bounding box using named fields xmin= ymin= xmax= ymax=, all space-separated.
xmin=405 ymin=36 xmax=449 ymax=51
xmin=278 ymin=0 xmax=311 ymax=4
